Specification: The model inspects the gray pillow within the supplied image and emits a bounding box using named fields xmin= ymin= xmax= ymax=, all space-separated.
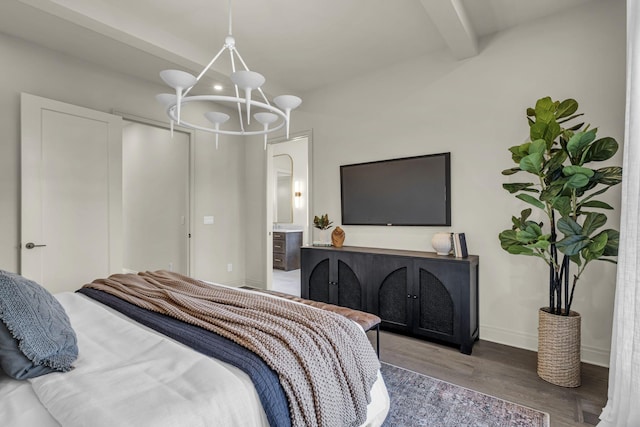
xmin=0 ymin=270 xmax=78 ymax=380
xmin=0 ymin=320 xmax=55 ymax=379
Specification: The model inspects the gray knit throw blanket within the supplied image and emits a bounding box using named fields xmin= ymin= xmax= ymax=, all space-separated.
xmin=83 ymin=271 xmax=380 ymax=427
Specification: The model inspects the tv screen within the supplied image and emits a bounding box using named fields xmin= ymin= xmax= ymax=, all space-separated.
xmin=340 ymin=153 xmax=451 ymax=226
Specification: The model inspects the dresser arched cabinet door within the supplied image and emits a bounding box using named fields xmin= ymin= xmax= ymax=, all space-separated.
xmin=300 ymin=247 xmax=368 ymax=311
xmin=372 ymin=257 xmax=412 ymax=333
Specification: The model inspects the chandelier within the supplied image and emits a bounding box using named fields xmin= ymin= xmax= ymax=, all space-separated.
xmin=156 ymin=0 xmax=301 ymax=149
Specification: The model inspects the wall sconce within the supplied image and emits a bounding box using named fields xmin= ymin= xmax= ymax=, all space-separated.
xmin=294 ymin=181 xmax=302 ymax=208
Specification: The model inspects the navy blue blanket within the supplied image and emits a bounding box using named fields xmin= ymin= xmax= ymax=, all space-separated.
xmin=77 ymin=288 xmax=290 ymax=427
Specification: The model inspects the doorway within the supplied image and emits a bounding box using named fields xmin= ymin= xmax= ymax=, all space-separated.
xmin=122 ymin=119 xmax=192 ymax=275
xmin=265 ymin=131 xmax=312 ymax=293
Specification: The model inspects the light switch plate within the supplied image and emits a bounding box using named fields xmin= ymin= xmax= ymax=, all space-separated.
xmin=203 ymin=216 xmax=214 ymax=225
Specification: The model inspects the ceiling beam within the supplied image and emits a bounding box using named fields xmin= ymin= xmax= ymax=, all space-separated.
xmin=419 ymin=0 xmax=478 ymax=59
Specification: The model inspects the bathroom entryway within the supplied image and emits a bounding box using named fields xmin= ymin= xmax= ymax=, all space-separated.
xmin=272 ymin=268 xmax=301 ymax=296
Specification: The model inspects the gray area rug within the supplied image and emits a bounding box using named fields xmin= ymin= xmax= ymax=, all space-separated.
xmin=381 ymin=362 xmax=550 ymax=426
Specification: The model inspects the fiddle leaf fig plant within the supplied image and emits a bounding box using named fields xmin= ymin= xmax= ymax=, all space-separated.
xmin=498 ymin=97 xmax=622 ymax=315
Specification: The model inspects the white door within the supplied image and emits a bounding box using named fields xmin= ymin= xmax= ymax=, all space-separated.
xmin=21 ymin=93 xmax=122 ymax=293
xmin=122 ymin=121 xmax=190 ymax=275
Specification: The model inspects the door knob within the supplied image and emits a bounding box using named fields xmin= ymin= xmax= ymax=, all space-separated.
xmin=25 ymin=242 xmax=47 ymax=249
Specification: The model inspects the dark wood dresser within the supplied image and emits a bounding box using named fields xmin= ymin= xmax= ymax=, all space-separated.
xmin=300 ymin=245 xmax=479 ymax=354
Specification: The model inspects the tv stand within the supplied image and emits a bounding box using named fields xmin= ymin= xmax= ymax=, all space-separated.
xmin=300 ymin=245 xmax=479 ymax=354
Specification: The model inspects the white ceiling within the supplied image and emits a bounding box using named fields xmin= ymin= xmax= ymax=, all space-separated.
xmin=1 ymin=0 xmax=596 ymax=98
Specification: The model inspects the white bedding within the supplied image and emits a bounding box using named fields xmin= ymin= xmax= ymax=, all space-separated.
xmin=0 ymin=291 xmax=389 ymax=427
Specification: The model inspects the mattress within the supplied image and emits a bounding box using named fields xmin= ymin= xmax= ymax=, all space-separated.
xmin=0 ymin=290 xmax=389 ymax=427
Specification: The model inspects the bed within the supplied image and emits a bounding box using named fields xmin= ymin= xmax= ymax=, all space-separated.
xmin=0 ymin=270 xmax=390 ymax=427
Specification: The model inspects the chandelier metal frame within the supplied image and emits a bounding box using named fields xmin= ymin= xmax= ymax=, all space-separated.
xmin=156 ymin=0 xmax=301 ymax=148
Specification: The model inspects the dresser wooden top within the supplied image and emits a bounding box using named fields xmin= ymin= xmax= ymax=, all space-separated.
xmin=301 ymin=245 xmax=478 ymax=264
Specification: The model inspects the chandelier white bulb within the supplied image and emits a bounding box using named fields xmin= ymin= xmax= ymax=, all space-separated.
xmin=204 ymin=112 xmax=230 ymax=149
xmin=156 ymin=0 xmax=301 ymax=149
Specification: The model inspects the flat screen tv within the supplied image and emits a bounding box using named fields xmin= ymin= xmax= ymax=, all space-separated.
xmin=340 ymin=152 xmax=451 ymax=226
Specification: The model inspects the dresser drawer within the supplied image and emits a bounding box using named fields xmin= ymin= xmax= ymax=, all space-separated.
xmin=273 ymin=238 xmax=286 ymax=254
xmin=273 ymin=255 xmax=286 ymax=270
xmin=273 ymin=232 xmax=286 ymax=240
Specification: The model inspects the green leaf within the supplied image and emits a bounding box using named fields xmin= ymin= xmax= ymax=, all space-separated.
xmin=537 ymin=109 xmax=554 ymax=124
xmin=529 ymin=139 xmax=547 ymax=155
xmin=557 ymin=113 xmax=585 ymax=125
xmin=530 ymin=122 xmax=547 ymax=142
xmin=516 ymin=229 xmax=537 ymax=243
xmin=582 ymin=212 xmax=607 ymax=236
xmin=546 ymin=150 xmax=568 ymax=174
xmin=540 ymin=183 xmax=564 ymax=202
xmin=557 ymin=217 xmax=582 ymax=236
xmin=563 ymin=166 xmax=594 ymax=177
xmin=582 ymin=137 xmax=619 ymax=162
xmin=567 ymin=122 xmax=585 ymax=131
xmin=509 ymin=143 xmax=531 ymax=163
xmin=521 ymin=208 xmax=532 ymax=222
xmin=552 ymin=196 xmax=572 ymax=217
xmin=500 ymin=229 xmax=542 ymax=258
xmin=602 ymin=229 xmax=619 ymax=256
xmin=593 ymin=167 xmax=623 ymax=186
xmin=579 ymin=200 xmax=614 ymax=210
xmin=567 ymin=130 xmax=597 ymax=158
xmin=507 ymin=245 xmax=536 ymax=255
xmin=564 ymin=173 xmax=590 ymax=189
xmin=534 ymin=97 xmax=555 ymax=117
xmin=556 ymin=99 xmax=579 ymax=119
xmin=582 ymin=231 xmax=609 ymax=263
xmin=502 ymin=183 xmax=537 ymax=193
xmin=556 ymin=234 xmax=590 ymax=256
xmin=526 ymin=240 xmax=551 ymax=250
xmin=526 ymin=107 xmax=536 ymax=117
xmin=502 ymin=167 xmax=522 ymax=176
xmin=545 ymin=121 xmax=562 ymax=146
xmin=516 ymin=193 xmax=545 ymax=209
xmin=520 ymin=152 xmax=544 ymax=174
xmin=517 ymin=222 xmax=543 ymax=242
xmin=589 ymin=231 xmax=609 ymax=253
xmin=499 ymin=229 xmax=519 ymax=250
xmin=582 ymin=247 xmax=598 ymax=263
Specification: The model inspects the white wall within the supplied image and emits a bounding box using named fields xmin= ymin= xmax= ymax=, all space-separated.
xmin=0 ymin=32 xmax=247 ymax=286
xmin=244 ymin=137 xmax=268 ymax=287
xmin=246 ymin=0 xmax=626 ymax=365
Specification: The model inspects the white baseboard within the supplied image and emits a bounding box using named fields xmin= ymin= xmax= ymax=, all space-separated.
xmin=216 ymin=278 xmax=246 ymax=287
xmin=480 ymin=324 xmax=610 ymax=367
xmin=243 ymin=278 xmax=265 ymax=289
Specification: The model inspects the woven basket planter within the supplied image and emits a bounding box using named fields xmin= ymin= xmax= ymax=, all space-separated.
xmin=537 ymin=307 xmax=581 ymax=388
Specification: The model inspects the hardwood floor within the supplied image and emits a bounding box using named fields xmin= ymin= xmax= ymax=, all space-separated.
xmin=269 ymin=278 xmax=607 ymax=425
xmin=368 ymin=331 xmax=608 ymax=427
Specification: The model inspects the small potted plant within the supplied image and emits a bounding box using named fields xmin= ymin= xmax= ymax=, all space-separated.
xmin=498 ymin=96 xmax=622 ymax=387
xmin=313 ymin=214 xmax=333 ymax=246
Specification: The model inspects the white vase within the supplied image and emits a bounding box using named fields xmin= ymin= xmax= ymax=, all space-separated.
xmin=431 ymin=232 xmax=452 ymax=255
xmin=315 ymin=228 xmax=331 ymax=246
